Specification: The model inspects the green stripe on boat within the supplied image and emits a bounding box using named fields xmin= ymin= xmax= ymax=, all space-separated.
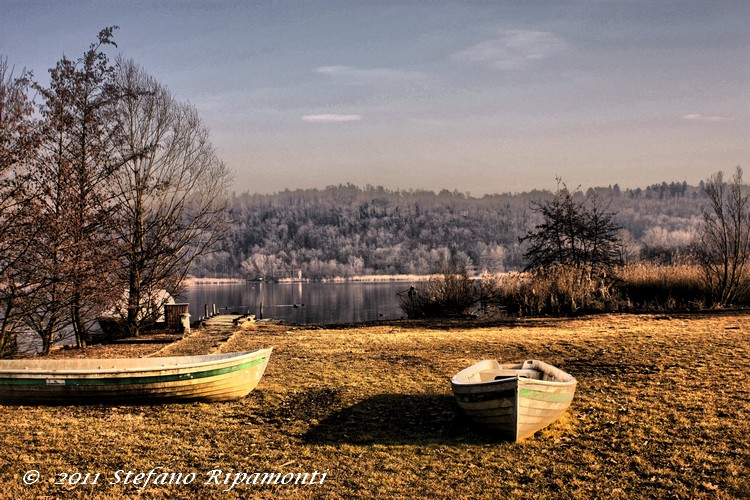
xmin=0 ymin=357 xmax=266 ymax=387
xmin=519 ymin=388 xmax=574 ymax=403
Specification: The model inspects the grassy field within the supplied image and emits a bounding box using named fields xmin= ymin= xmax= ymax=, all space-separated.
xmin=1 ymin=312 xmax=748 ymax=499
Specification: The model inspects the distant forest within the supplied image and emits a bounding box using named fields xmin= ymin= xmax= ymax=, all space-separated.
xmin=191 ymin=180 xmax=705 ymax=280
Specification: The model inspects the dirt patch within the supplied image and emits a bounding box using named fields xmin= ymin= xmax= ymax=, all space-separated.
xmin=1 ymin=313 xmax=748 ymax=498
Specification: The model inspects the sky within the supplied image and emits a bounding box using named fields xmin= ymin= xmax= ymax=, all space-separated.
xmin=2 ymin=0 xmax=749 ymax=196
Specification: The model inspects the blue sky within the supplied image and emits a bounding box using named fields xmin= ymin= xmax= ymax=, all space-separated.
xmin=2 ymin=1 xmax=748 ymax=195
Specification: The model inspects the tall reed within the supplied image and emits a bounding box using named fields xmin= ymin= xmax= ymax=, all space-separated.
xmin=616 ymin=263 xmax=708 ymax=310
xmin=483 ymin=263 xmax=717 ymax=316
xmin=484 ymin=266 xmax=616 ymax=316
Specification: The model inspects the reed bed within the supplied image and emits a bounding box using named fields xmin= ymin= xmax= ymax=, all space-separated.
xmin=485 ymin=263 xmax=716 ymax=316
xmin=616 ymin=263 xmax=707 ymax=310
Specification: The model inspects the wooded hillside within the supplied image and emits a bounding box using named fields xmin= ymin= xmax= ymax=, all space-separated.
xmin=192 ymin=181 xmax=705 ymax=279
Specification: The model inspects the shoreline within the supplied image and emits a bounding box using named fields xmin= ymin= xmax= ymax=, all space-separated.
xmin=185 ymin=274 xmax=445 ymax=286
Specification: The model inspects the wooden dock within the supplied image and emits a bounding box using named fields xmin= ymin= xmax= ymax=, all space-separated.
xmin=151 ymin=314 xmax=245 ymax=357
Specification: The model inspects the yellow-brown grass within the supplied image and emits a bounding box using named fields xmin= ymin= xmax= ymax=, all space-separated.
xmin=1 ymin=313 xmax=748 ymax=498
xmin=487 ymin=263 xmax=711 ymax=315
xmin=617 ymin=263 xmax=707 ymax=310
xmin=488 ymin=267 xmax=618 ymax=315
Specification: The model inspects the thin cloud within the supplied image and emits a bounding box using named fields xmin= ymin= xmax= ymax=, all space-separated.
xmin=315 ymin=65 xmax=427 ymax=81
xmin=682 ymin=113 xmax=732 ymax=122
xmin=302 ymin=114 xmax=363 ymax=123
xmin=453 ymin=29 xmax=567 ymax=69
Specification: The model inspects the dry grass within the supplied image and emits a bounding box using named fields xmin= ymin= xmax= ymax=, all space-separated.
xmin=488 ymin=268 xmax=618 ymax=315
xmin=617 ymin=263 xmax=707 ymax=310
xmin=487 ymin=263 xmax=713 ymax=315
xmin=1 ymin=313 xmax=749 ymax=498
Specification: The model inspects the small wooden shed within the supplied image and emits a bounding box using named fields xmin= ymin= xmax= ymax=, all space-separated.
xmin=164 ymin=303 xmax=190 ymax=329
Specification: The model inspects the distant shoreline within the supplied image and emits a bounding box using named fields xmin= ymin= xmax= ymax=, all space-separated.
xmin=184 ymin=277 xmax=246 ymax=286
xmin=185 ymin=274 xmax=433 ymax=286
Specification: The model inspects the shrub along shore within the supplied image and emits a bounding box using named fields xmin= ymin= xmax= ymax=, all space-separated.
xmin=399 ymin=263 xmax=735 ymax=320
xmin=1 ymin=312 xmax=748 ymax=498
xmin=489 ymin=262 xmax=713 ymax=316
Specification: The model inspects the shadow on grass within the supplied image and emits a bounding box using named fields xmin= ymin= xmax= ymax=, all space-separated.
xmin=302 ymin=393 xmax=504 ymax=446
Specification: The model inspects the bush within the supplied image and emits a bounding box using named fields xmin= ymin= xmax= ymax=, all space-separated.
xmin=398 ymin=271 xmax=479 ymax=319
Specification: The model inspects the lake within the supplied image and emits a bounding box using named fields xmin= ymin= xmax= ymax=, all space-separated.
xmin=17 ymin=281 xmax=413 ymax=354
xmin=178 ymin=281 xmax=415 ymax=325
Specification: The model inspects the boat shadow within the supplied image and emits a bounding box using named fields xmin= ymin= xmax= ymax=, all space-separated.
xmin=302 ymin=393 xmax=506 ymax=445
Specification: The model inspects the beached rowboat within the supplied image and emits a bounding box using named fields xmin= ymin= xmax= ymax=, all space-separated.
xmin=0 ymin=348 xmax=272 ymax=404
xmin=451 ymin=359 xmax=576 ymax=441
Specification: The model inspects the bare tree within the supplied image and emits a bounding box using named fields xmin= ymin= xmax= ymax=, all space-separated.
xmin=695 ymin=167 xmax=750 ymax=305
xmin=516 ymin=181 xmax=623 ymax=314
xmin=110 ymin=59 xmax=231 ymax=336
xmin=521 ymin=181 xmax=622 ymax=273
xmin=28 ymin=27 xmax=121 ymax=352
xmin=0 ymin=57 xmax=39 ymax=356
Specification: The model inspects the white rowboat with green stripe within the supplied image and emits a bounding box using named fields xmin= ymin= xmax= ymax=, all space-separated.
xmin=0 ymin=348 xmax=272 ymax=404
xmin=451 ymin=359 xmax=576 ymax=441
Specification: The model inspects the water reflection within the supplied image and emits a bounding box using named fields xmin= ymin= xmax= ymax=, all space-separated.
xmin=179 ymin=281 xmax=411 ymax=325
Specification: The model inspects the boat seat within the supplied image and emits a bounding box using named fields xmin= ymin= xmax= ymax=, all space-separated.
xmin=480 ymin=369 xmax=543 ymax=382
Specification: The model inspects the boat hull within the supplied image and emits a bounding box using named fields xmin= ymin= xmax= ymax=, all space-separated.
xmin=0 ymin=348 xmax=272 ymax=405
xmin=451 ymin=359 xmax=576 ymax=441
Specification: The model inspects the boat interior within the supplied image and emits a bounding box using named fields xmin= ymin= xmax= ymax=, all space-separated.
xmin=480 ymin=368 xmax=543 ymax=382
xmin=453 ymin=359 xmax=576 ymax=385
xmin=0 ymin=350 xmax=269 ymax=373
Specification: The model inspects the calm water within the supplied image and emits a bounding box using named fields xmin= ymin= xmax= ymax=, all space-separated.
xmin=16 ymin=281 xmax=411 ymax=353
xmin=178 ymin=281 xmax=413 ymax=325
